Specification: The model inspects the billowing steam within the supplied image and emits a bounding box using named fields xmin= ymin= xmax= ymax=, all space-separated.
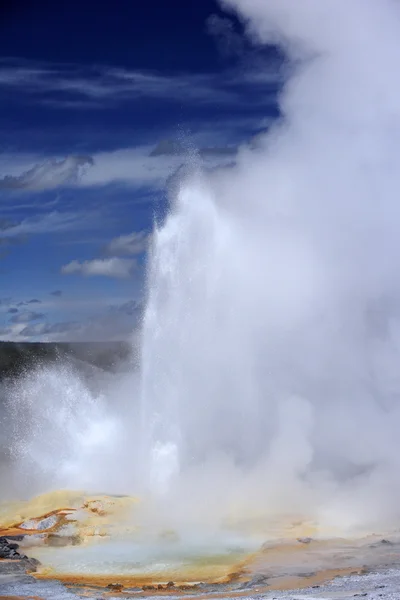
xmin=139 ymin=0 xmax=400 ymax=534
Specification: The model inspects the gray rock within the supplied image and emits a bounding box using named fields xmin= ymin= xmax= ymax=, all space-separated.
xmin=0 ymin=573 xmax=36 ymax=585
xmin=238 ymin=574 xmax=270 ymax=589
xmin=0 ymin=536 xmax=21 ymax=560
xmin=0 ymin=536 xmax=40 ymax=573
xmin=0 ymin=560 xmax=30 ymax=575
xmin=7 ymin=543 xmax=19 ymax=551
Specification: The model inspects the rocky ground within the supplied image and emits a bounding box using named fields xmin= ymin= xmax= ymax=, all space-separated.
xmin=0 ymin=536 xmax=40 ymax=571
xmin=1 ymin=532 xmax=400 ymax=598
xmin=1 ymin=554 xmax=400 ymax=600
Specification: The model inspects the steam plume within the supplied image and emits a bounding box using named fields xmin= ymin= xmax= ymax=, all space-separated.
xmin=139 ymin=0 xmax=400 ymax=534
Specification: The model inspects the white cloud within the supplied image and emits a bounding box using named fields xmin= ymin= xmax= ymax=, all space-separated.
xmin=0 ymin=293 xmax=145 ymax=342
xmin=0 ymin=155 xmax=93 ymax=191
xmin=16 ymin=316 xmax=139 ymax=343
xmin=80 ymin=146 xmax=183 ymax=188
xmin=0 ymin=59 xmax=280 ymax=108
xmin=9 ymin=311 xmax=44 ymax=324
xmin=0 ymin=211 xmax=94 ymax=238
xmin=20 ymin=321 xmax=79 ymax=338
xmin=61 ymin=257 xmax=136 ymax=279
xmin=105 ymin=231 xmax=149 ymax=256
xmin=79 ymin=146 xmax=236 ymax=190
xmin=0 ymin=143 xmax=236 ymax=194
xmin=0 ymin=113 xmax=268 ymax=196
xmin=0 ymin=322 xmax=30 ymax=340
xmin=1 ymin=299 xmax=143 ymax=343
xmin=0 ymin=153 xmax=43 ymax=178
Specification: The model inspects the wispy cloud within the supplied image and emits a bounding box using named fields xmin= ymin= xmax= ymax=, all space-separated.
xmin=10 ymin=310 xmax=44 ymax=324
xmin=0 ymin=294 xmax=144 ymax=342
xmin=0 ymin=111 xmax=269 ymax=196
xmin=61 ymin=257 xmax=137 ymax=279
xmin=0 ymin=211 xmax=94 ymax=238
xmin=0 ymin=155 xmax=93 ymax=191
xmin=0 ymin=222 xmax=27 ymax=254
xmin=19 ymin=321 xmax=80 ymax=339
xmin=78 ymin=145 xmax=236 ymax=190
xmin=108 ymin=299 xmax=143 ymax=317
xmin=0 ymin=142 xmax=236 ymax=194
xmin=0 ymin=59 xmax=280 ymax=109
xmin=0 ymin=319 xmax=81 ymax=343
xmin=16 ymin=315 xmax=135 ymax=343
xmin=17 ymin=299 xmax=41 ymax=306
xmin=104 ymin=230 xmax=149 ymax=256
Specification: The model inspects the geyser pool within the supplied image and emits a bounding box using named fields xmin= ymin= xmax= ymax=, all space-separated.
xmin=27 ymin=535 xmax=256 ymax=583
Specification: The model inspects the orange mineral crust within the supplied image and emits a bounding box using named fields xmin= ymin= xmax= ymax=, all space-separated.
xmin=2 ymin=490 xmax=400 ymax=596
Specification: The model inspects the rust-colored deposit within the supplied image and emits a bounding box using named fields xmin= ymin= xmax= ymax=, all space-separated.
xmin=33 ymin=551 xmax=253 ymax=588
xmin=57 ymin=566 xmax=362 ymax=598
xmin=0 ymin=491 xmax=254 ymax=588
xmin=0 ymin=507 xmax=75 ymax=537
xmin=0 ymin=596 xmax=44 ymax=600
xmin=0 ymin=491 xmax=139 ymax=539
xmin=1 ymin=491 xmax=397 ymax=596
xmin=30 ymin=539 xmax=368 ymax=593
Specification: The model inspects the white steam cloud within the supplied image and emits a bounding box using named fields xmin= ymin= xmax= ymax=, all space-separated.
xmin=139 ymin=0 xmax=400 ymax=534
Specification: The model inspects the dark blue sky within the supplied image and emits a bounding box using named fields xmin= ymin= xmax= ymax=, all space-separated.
xmin=0 ymin=0 xmax=282 ymax=341
xmin=1 ymin=0 xmax=227 ymax=70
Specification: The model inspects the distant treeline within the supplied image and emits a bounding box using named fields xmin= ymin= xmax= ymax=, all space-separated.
xmin=0 ymin=341 xmax=132 ymax=380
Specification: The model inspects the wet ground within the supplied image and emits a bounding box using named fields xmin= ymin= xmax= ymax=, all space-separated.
xmin=1 ymin=535 xmax=400 ymax=600
xmin=1 ymin=492 xmax=400 ymax=599
xmin=1 ymin=567 xmax=400 ymax=599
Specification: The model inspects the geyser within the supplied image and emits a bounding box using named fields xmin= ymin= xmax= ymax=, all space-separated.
xmin=3 ymin=0 xmax=400 ymax=545
xmin=139 ymin=0 xmax=400 ymax=534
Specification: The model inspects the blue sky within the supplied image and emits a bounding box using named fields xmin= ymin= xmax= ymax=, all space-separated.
xmin=0 ymin=0 xmax=282 ymax=341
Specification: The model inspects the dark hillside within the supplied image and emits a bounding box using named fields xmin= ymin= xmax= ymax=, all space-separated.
xmin=0 ymin=341 xmax=132 ymax=380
